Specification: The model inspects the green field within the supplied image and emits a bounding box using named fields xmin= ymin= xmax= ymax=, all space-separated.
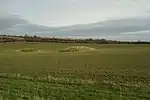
xmin=0 ymin=43 xmax=150 ymax=100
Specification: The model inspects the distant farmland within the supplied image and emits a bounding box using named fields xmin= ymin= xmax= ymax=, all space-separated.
xmin=0 ymin=43 xmax=150 ymax=100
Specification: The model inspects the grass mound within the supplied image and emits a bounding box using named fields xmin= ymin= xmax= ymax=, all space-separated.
xmin=18 ymin=48 xmax=38 ymax=52
xmin=59 ymin=46 xmax=96 ymax=52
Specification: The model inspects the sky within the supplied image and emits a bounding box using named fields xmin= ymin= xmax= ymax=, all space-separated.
xmin=0 ymin=0 xmax=150 ymax=41
xmin=1 ymin=0 xmax=150 ymax=26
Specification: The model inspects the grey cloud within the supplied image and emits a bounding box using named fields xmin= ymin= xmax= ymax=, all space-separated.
xmin=0 ymin=14 xmax=28 ymax=31
xmin=8 ymin=24 xmax=53 ymax=33
xmin=0 ymin=14 xmax=150 ymax=41
xmin=50 ymin=16 xmax=150 ymax=36
xmin=0 ymin=14 xmax=53 ymax=34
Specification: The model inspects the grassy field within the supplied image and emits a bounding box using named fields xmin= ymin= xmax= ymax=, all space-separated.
xmin=0 ymin=43 xmax=150 ymax=100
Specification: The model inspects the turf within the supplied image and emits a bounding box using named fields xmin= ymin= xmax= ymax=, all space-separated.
xmin=0 ymin=43 xmax=150 ymax=100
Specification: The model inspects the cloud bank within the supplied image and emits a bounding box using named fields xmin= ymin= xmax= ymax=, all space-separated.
xmin=0 ymin=13 xmax=150 ymax=41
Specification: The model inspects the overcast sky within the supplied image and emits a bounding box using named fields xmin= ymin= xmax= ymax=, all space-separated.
xmin=1 ymin=0 xmax=150 ymax=26
xmin=0 ymin=0 xmax=150 ymax=41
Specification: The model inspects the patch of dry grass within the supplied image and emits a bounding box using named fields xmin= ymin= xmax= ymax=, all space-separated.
xmin=59 ymin=46 xmax=96 ymax=52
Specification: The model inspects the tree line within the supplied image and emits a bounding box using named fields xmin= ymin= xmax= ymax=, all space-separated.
xmin=0 ymin=34 xmax=150 ymax=44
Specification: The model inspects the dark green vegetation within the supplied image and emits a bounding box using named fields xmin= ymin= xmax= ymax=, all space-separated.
xmin=17 ymin=48 xmax=39 ymax=52
xmin=1 ymin=34 xmax=150 ymax=44
xmin=0 ymin=43 xmax=150 ymax=100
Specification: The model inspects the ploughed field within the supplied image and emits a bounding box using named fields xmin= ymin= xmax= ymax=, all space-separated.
xmin=0 ymin=43 xmax=150 ymax=100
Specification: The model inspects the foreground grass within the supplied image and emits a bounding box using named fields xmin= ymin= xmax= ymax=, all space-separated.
xmin=0 ymin=73 xmax=150 ymax=100
xmin=0 ymin=43 xmax=150 ymax=99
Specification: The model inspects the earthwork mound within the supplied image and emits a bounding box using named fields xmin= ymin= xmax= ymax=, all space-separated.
xmin=17 ymin=48 xmax=39 ymax=52
xmin=59 ymin=46 xmax=96 ymax=52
